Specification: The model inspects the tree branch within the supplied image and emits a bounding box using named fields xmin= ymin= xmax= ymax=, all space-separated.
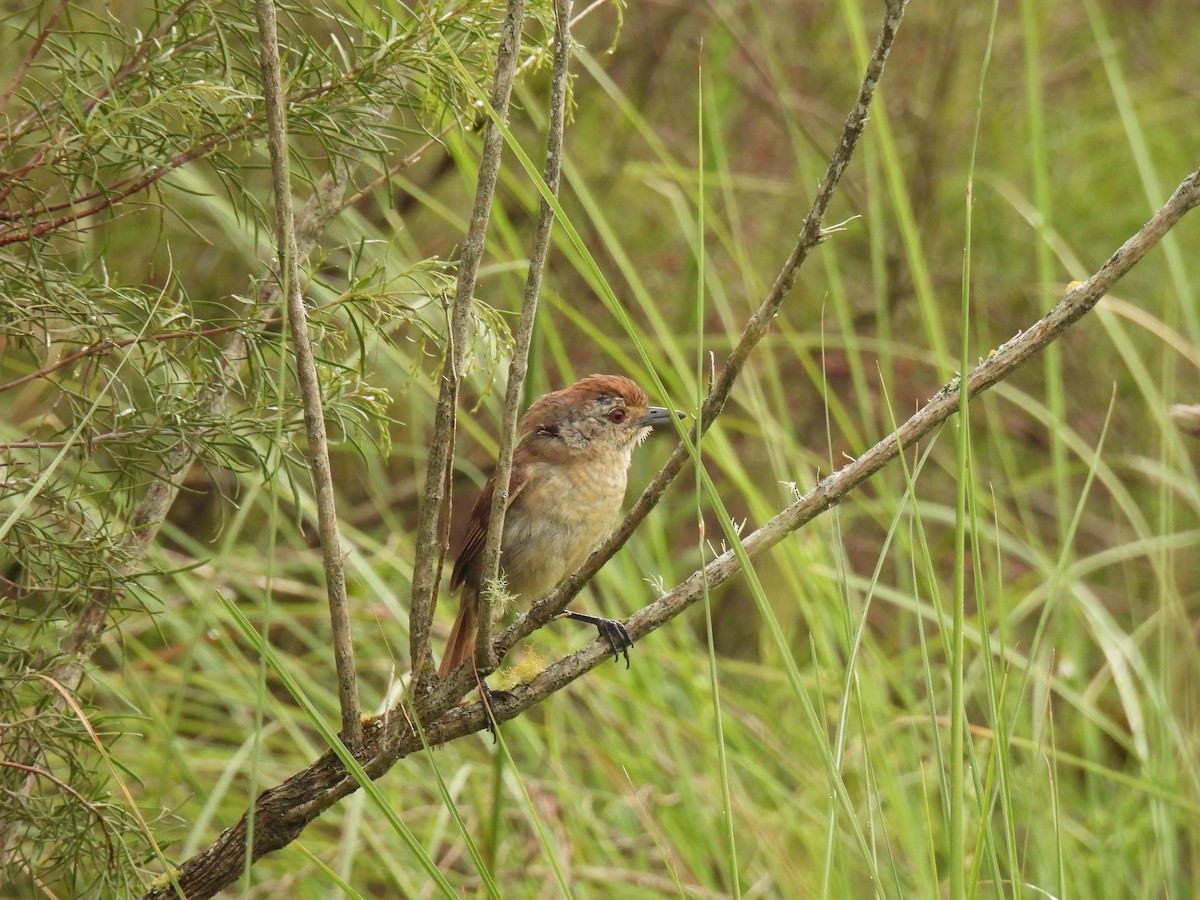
xmin=475 ymin=0 xmax=574 ymax=672
xmin=254 ymin=0 xmax=362 ymax=749
xmin=407 ymin=0 xmax=528 ymax=689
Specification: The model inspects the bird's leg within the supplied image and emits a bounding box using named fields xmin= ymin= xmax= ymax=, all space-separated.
xmin=474 ymin=672 xmax=513 ymax=743
xmin=556 ymin=610 xmax=634 ymax=668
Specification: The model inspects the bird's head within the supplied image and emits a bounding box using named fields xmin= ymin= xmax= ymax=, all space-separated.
xmin=519 ymin=374 xmax=682 ymax=461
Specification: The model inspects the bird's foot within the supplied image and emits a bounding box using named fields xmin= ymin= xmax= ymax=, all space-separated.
xmin=557 ymin=610 xmax=634 ymax=668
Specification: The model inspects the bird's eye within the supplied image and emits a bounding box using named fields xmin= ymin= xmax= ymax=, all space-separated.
xmin=607 ymin=407 xmax=628 ymax=424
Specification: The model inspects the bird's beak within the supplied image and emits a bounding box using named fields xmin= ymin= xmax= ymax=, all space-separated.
xmin=635 ymin=406 xmax=687 ymax=429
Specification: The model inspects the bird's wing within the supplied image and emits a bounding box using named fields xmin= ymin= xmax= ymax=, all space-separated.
xmin=450 ymin=464 xmax=531 ymax=590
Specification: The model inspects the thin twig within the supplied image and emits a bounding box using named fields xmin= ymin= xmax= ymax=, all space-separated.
xmin=475 ymin=0 xmax=574 ymax=671
xmin=1 ymin=431 xmax=160 ymax=450
xmin=340 ymin=133 xmax=446 ymax=209
xmin=498 ymin=0 xmax=911 ymax=659
xmin=407 ymin=0 xmax=528 ymax=689
xmin=254 ymin=0 xmax=362 ymax=751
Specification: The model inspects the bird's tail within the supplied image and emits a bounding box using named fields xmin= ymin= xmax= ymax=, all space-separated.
xmin=438 ymin=591 xmax=478 ymax=679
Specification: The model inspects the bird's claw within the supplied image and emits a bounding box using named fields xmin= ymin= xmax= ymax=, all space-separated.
xmin=557 ymin=610 xmax=634 ymax=668
xmin=596 ymin=617 xmax=633 ymax=668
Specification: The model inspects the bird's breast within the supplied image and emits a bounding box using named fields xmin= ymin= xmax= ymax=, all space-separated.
xmin=499 ymin=456 xmax=629 ymax=603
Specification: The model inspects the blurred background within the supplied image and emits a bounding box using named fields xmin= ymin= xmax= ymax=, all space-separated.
xmin=2 ymin=0 xmax=1198 ymax=896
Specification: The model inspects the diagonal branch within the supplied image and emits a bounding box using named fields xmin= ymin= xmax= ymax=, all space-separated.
xmin=139 ymin=156 xmax=1200 ymax=896
xmin=408 ymin=163 xmax=1200 ymax=745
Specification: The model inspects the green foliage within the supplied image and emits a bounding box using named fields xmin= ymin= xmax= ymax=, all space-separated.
xmin=0 ymin=0 xmax=515 ymax=892
xmin=3 ymin=0 xmax=1199 ymax=897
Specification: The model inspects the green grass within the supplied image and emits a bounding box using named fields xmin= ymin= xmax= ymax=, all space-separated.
xmin=3 ymin=0 xmax=1199 ymax=896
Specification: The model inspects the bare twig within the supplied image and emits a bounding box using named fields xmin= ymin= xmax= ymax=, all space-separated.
xmin=407 ymin=0 xmax=528 ymax=688
xmin=475 ymin=0 xmax=574 ymax=671
xmin=254 ymin=0 xmax=362 ymax=750
xmin=499 ymin=0 xmax=911 ymax=657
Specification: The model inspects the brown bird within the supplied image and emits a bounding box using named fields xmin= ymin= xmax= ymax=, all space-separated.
xmin=438 ymin=374 xmax=681 ymax=680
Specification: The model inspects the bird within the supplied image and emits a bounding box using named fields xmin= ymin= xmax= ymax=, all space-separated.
xmin=437 ymin=373 xmax=681 ymax=680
